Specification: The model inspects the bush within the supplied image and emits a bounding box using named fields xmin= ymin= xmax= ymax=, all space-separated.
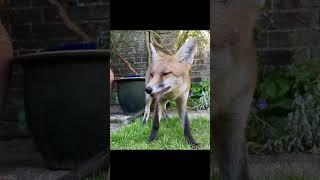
xmin=167 ymin=79 xmax=210 ymax=111
xmin=248 ymin=59 xmax=320 ymax=153
xmin=188 ymin=79 xmax=210 ymax=110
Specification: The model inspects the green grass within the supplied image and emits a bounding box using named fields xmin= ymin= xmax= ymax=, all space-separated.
xmin=213 ymin=170 xmax=320 ymax=180
xmin=111 ymin=116 xmax=210 ymax=150
xmin=213 ymin=176 xmax=318 ymax=180
xmin=80 ymin=169 xmax=107 ymax=180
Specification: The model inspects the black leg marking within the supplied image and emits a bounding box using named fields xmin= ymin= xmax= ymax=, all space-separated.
xmin=149 ymin=99 xmax=160 ymax=142
xmin=183 ymin=112 xmax=198 ymax=146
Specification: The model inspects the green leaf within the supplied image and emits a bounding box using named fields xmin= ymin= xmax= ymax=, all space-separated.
xmin=269 ymin=98 xmax=292 ymax=110
xmin=276 ymin=79 xmax=291 ymax=97
xmin=264 ymin=82 xmax=277 ymax=99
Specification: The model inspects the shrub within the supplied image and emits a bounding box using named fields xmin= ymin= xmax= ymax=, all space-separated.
xmin=248 ymin=59 xmax=320 ymax=153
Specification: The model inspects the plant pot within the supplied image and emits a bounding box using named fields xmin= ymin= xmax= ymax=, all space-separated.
xmin=46 ymin=41 xmax=97 ymax=51
xmin=115 ymin=77 xmax=146 ymax=114
xmin=14 ymin=49 xmax=108 ymax=170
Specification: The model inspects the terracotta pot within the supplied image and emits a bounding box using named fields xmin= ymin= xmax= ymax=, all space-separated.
xmin=0 ymin=24 xmax=13 ymax=116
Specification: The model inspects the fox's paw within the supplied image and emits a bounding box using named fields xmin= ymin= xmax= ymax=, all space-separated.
xmin=148 ymin=132 xmax=158 ymax=142
xmin=187 ymin=140 xmax=199 ymax=149
xmin=141 ymin=119 xmax=147 ymax=125
xmin=189 ymin=142 xmax=200 ymax=150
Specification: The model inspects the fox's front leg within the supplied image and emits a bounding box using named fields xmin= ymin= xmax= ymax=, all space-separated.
xmin=149 ymin=97 xmax=161 ymax=142
xmin=176 ymin=93 xmax=197 ymax=145
xmin=142 ymin=94 xmax=152 ymax=125
xmin=213 ymin=95 xmax=251 ymax=180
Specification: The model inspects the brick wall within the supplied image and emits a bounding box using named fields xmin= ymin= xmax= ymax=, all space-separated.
xmin=1 ymin=0 xmax=109 ymax=55
xmin=256 ymin=0 xmax=320 ymax=65
xmin=0 ymin=0 xmax=109 ymax=121
xmin=110 ymin=30 xmax=210 ymax=82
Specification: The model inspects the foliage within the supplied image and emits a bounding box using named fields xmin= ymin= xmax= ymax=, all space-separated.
xmin=248 ymin=58 xmax=320 ymax=153
xmin=188 ymin=79 xmax=210 ymax=110
xmin=286 ymin=93 xmax=320 ymax=152
xmin=175 ymin=30 xmax=210 ymax=55
xmin=111 ymin=116 xmax=210 ymax=150
xmin=256 ymin=67 xmax=292 ymax=116
xmin=167 ymin=79 xmax=210 ymax=111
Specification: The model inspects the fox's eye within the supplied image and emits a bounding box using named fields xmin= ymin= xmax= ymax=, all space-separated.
xmin=163 ymin=72 xmax=171 ymax=76
xmin=149 ymin=73 xmax=153 ymax=78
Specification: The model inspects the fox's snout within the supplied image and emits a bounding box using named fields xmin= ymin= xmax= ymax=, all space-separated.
xmin=145 ymin=87 xmax=153 ymax=94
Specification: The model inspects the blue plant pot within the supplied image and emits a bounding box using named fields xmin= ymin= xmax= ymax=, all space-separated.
xmin=115 ymin=76 xmax=146 ymax=114
xmin=46 ymin=41 xmax=97 ymax=51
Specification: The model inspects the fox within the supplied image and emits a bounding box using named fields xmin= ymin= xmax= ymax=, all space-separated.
xmin=142 ymin=38 xmax=198 ymax=145
xmin=211 ymin=0 xmax=265 ymax=179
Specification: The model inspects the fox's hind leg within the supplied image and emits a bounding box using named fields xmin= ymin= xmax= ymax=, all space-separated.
xmin=142 ymin=94 xmax=152 ymax=125
xmin=161 ymin=100 xmax=170 ymax=120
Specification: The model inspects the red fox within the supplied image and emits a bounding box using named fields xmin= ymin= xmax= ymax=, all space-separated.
xmin=142 ymin=38 xmax=198 ymax=145
xmin=211 ymin=0 xmax=265 ymax=179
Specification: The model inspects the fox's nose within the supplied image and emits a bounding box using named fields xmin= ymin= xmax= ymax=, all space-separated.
xmin=145 ymin=87 xmax=153 ymax=94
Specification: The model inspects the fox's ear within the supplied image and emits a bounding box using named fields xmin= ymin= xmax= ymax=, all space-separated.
xmin=175 ymin=38 xmax=197 ymax=64
xmin=150 ymin=43 xmax=157 ymax=63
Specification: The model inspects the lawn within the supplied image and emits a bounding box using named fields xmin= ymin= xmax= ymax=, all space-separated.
xmin=111 ymin=116 xmax=210 ymax=150
xmin=213 ymin=172 xmax=319 ymax=180
xmin=213 ymin=175 xmax=319 ymax=180
xmin=213 ymin=171 xmax=319 ymax=180
xmin=80 ymin=169 xmax=108 ymax=180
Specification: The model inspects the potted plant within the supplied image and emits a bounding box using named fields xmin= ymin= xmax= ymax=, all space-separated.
xmin=110 ymin=31 xmax=146 ymax=114
xmin=12 ymin=1 xmax=109 ymax=169
xmin=15 ymin=49 xmax=108 ymax=170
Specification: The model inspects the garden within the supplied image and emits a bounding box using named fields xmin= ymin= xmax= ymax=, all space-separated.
xmin=110 ymin=30 xmax=210 ymax=150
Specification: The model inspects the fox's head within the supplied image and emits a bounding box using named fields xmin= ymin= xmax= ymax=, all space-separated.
xmin=145 ymin=38 xmax=197 ymax=96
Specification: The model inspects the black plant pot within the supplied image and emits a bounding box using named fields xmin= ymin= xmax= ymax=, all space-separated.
xmin=14 ymin=50 xmax=108 ymax=170
xmin=115 ymin=77 xmax=146 ymax=114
